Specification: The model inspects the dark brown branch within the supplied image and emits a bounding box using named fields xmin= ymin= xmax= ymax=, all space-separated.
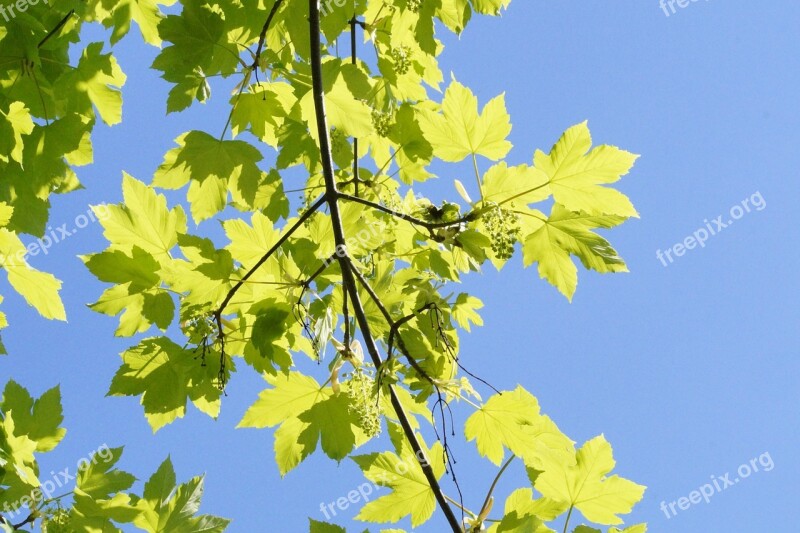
xmin=212 ymin=196 xmax=325 ymax=379
xmin=307 ymin=3 xmax=461 ymax=530
xmin=350 ymin=18 xmax=360 ymax=197
xmin=38 ymin=10 xmax=75 ymax=48
xmin=251 ymin=0 xmax=285 ymax=70
xmin=216 ymin=196 xmax=324 ymax=316
xmin=348 ymin=256 xmax=465 ymax=519
xmin=12 ymin=512 xmax=37 ymax=530
xmin=347 ymin=261 xmax=437 ymax=383
xmin=338 ymin=193 xmax=474 ymax=230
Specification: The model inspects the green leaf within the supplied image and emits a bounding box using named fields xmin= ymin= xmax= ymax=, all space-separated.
xmin=55 ymin=42 xmax=127 ymax=125
xmin=0 ymin=102 xmax=34 ymax=165
xmin=534 ymin=435 xmax=646 ymax=525
xmin=418 ymin=78 xmax=512 ymax=162
xmin=482 ymin=162 xmax=551 ymax=207
xmin=108 ymin=337 xmax=223 ymax=432
xmin=0 ymin=204 xmax=12 ymax=227
xmin=309 ymin=518 xmax=346 ymax=533
xmin=353 ymin=425 xmax=445 ymax=528
xmin=153 ymin=130 xmax=265 ymax=221
xmin=84 ymin=247 xmax=161 ymax=293
xmin=0 ymin=381 xmax=66 ymax=452
xmin=251 ymin=306 xmax=292 ymax=360
xmin=452 ymin=293 xmax=484 ymax=332
xmin=96 ymin=173 xmax=186 ymax=261
xmin=230 ymin=82 xmax=292 ymax=147
xmin=101 ymin=0 xmax=176 ymax=46
xmin=0 ymin=229 xmax=66 ymax=321
xmin=238 ymin=372 xmax=363 ymax=475
xmin=76 ymin=446 xmax=136 ymax=500
xmin=488 ymin=488 xmax=555 ymax=533
xmin=134 ymin=457 xmax=230 ymax=532
xmin=610 ymin=525 xmax=648 ymax=533
xmin=301 ymin=75 xmax=374 ymax=140
xmin=522 ymin=204 xmax=628 ymax=301
xmin=472 ymin=0 xmax=512 ymax=15
xmin=143 ymin=456 xmax=177 ymax=504
xmin=0 ymin=414 xmax=40 ymax=493
xmin=465 ymin=386 xmax=573 ymax=467
xmin=152 ymin=0 xmax=240 ymax=111
xmin=534 ymin=122 xmax=638 ymax=217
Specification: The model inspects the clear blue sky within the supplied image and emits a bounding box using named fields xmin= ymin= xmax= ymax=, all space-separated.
xmin=2 ymin=1 xmax=798 ymax=531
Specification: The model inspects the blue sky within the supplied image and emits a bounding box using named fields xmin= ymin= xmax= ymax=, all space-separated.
xmin=2 ymin=1 xmax=799 ymax=531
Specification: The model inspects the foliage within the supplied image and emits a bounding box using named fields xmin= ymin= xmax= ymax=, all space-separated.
xmin=0 ymin=380 xmax=229 ymax=532
xmin=0 ymin=0 xmax=645 ymax=531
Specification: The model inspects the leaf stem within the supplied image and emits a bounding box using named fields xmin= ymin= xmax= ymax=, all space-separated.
xmin=445 ymin=494 xmax=476 ymax=518
xmin=478 ymin=455 xmax=515 ymax=524
xmin=498 ymin=182 xmax=550 ymax=207
xmin=472 ymin=154 xmax=484 ymax=203
xmin=562 ymin=505 xmax=574 ymax=533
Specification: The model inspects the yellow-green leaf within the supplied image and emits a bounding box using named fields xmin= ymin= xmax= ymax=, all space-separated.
xmin=534 ymin=122 xmax=638 ymax=217
xmin=534 ymin=435 xmax=646 ymax=525
xmin=418 ymin=79 xmax=512 ymax=162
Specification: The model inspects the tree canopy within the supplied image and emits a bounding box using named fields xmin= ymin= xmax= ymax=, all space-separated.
xmin=0 ymin=1 xmax=645 ymax=531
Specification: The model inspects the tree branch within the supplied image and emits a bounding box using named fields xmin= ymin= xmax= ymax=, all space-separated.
xmin=350 ymin=18 xmax=361 ymax=197
xmin=251 ymin=0 xmax=285 ymax=70
xmin=11 ymin=512 xmax=37 ymax=530
xmin=211 ymin=196 xmax=325 ymax=382
xmin=347 ymin=259 xmax=437 ymax=383
xmin=338 ymin=192 xmax=474 ymax=230
xmin=38 ymin=9 xmax=75 ymax=48
xmin=307 ymin=2 xmax=461 ymax=530
xmin=216 ymin=196 xmax=324 ymax=316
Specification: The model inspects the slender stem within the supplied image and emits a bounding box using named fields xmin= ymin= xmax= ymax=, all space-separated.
xmin=472 ymin=154 xmax=484 ymax=202
xmin=562 ymin=505 xmax=574 ymax=533
xmin=478 ymin=455 xmax=515 ymax=522
xmin=252 ymin=0 xmax=285 ymax=69
xmin=42 ymin=491 xmax=73 ymax=504
xmin=338 ymin=193 xmax=473 ymax=229
xmin=498 ymin=182 xmax=550 ymax=207
xmin=342 ymin=289 xmax=350 ymax=347
xmin=215 ymin=196 xmax=324 ymax=315
xmin=445 ymin=494 xmax=476 ymax=518
xmin=307 ymin=3 xmax=460 ymax=531
xmin=220 ymin=69 xmax=251 ymax=140
xmin=11 ymin=512 xmax=37 ymax=530
xmin=38 ymin=9 xmax=75 ymax=48
xmin=350 ymin=18 xmax=360 ymax=197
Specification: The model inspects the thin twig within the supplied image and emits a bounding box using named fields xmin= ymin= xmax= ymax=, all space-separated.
xmin=338 ymin=193 xmax=475 ymax=230
xmin=251 ymin=0 xmax=285 ymax=70
xmin=350 ymin=18 xmax=360 ymax=197
xmin=38 ymin=10 xmax=75 ymax=48
xmin=215 ymin=196 xmax=324 ymax=316
xmin=212 ymin=196 xmax=325 ymax=383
